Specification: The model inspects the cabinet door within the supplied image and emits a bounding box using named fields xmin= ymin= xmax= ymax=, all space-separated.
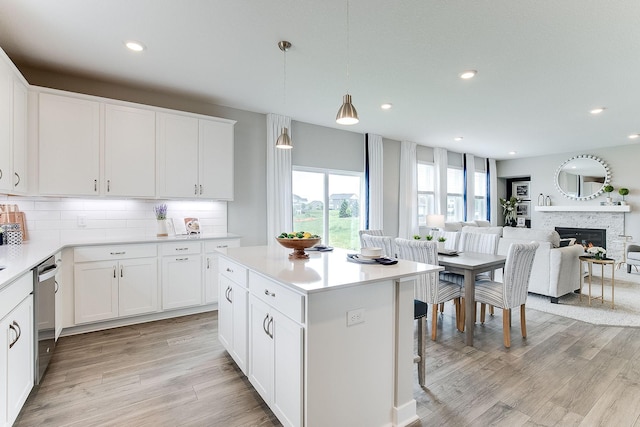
xmin=218 ymin=275 xmax=234 ymax=351
xmin=105 ymin=104 xmax=156 ymax=197
xmin=74 ymin=261 xmax=118 ymax=324
xmin=272 ymin=311 xmax=303 ymax=427
xmin=0 ymin=58 xmax=11 ymax=193
xmin=156 ymin=112 xmax=198 ymax=198
xmin=162 ymin=255 xmax=202 ymax=310
xmin=231 ymin=281 xmax=248 ymax=374
xmin=119 ymin=258 xmax=159 ymax=317
xmin=199 ymin=119 xmax=234 ymax=200
xmin=11 ymin=79 xmax=27 ymax=194
xmin=6 ymin=295 xmax=34 ymax=426
xmin=39 ymin=93 xmax=100 ymax=196
xmin=248 ymin=296 xmax=273 ymax=404
xmin=204 ymin=253 xmax=218 ymax=304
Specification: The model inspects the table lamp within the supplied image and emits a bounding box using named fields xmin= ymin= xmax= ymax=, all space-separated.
xmin=426 ymin=214 xmax=445 ymax=231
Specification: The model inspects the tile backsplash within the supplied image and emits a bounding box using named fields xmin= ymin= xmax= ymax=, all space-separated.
xmin=0 ymin=195 xmax=227 ymax=243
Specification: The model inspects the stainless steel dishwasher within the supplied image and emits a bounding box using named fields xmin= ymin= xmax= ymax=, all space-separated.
xmin=33 ymin=255 xmax=61 ymax=384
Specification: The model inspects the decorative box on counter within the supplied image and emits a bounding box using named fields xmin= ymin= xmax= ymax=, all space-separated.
xmin=1 ymin=223 xmax=23 ymax=245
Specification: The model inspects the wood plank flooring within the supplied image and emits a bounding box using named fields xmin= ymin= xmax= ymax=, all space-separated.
xmin=15 ymin=305 xmax=640 ymax=426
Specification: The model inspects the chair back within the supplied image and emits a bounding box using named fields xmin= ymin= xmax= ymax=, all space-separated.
xmin=359 ymin=229 xmax=383 ymax=248
xmin=430 ymin=231 xmax=459 ymax=251
xmin=361 ymin=234 xmax=396 ymax=258
xmin=503 ymin=242 xmax=539 ymax=307
xmin=458 ymin=232 xmax=500 ymax=254
xmin=395 ymin=238 xmax=440 ymax=303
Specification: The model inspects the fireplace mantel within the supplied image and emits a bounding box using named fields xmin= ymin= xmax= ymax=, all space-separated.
xmin=534 ymin=205 xmax=631 ymax=213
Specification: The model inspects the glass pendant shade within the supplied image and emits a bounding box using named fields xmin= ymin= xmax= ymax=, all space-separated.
xmin=336 ymin=94 xmax=359 ymax=125
xmin=276 ymin=127 xmax=292 ymax=149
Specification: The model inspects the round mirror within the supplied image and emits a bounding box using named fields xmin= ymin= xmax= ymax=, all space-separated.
xmin=554 ymin=155 xmax=611 ymax=200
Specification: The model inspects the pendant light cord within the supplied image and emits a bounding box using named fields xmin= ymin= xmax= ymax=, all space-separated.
xmin=346 ymin=0 xmax=350 ymax=94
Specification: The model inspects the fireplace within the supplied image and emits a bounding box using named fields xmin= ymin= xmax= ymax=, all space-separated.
xmin=555 ymin=227 xmax=606 ymax=250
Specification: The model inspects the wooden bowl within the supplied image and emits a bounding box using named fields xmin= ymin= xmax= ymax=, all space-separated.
xmin=276 ymin=237 xmax=321 ymax=259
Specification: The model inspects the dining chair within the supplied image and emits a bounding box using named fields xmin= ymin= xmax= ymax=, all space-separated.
xmin=474 ymin=242 xmax=538 ymax=348
xmin=361 ymin=234 xmax=396 ymax=258
xmin=359 ymin=229 xmax=384 ymax=248
xmin=430 ymin=230 xmax=459 ymax=251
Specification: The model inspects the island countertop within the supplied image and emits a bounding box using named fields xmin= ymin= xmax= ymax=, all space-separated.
xmin=219 ymin=245 xmax=442 ymax=294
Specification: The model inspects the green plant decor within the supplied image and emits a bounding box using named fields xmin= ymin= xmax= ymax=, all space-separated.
xmin=437 ymin=237 xmax=446 ymax=242
xmin=425 ymin=235 xmax=434 ymax=241
xmin=619 ymin=188 xmax=629 ymax=200
xmin=603 ymin=185 xmax=614 ymax=195
xmin=413 ymin=235 xmax=421 ymax=240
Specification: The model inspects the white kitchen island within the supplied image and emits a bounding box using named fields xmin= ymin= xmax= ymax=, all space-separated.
xmin=217 ymin=245 xmax=442 ymax=427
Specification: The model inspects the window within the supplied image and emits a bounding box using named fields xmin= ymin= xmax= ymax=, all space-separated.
xmin=292 ymin=168 xmax=363 ymax=250
xmin=417 ymin=162 xmax=435 ymax=226
xmin=446 ymin=167 xmax=464 ymax=221
xmin=473 ymin=171 xmax=487 ymax=220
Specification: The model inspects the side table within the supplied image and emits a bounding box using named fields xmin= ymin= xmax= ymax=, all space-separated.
xmin=579 ymin=255 xmax=615 ymax=308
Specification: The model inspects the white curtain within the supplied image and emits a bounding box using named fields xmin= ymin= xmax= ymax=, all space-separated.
xmin=398 ymin=141 xmax=418 ymax=238
xmin=367 ymin=134 xmax=384 ymax=230
xmin=465 ymin=153 xmax=475 ymax=221
xmin=434 ymin=147 xmax=448 ymax=216
xmin=266 ymin=114 xmax=292 ymax=245
xmin=488 ymin=158 xmax=498 ymax=225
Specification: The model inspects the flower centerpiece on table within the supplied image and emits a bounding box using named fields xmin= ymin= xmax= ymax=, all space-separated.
xmin=499 ymin=196 xmax=521 ymax=226
xmin=587 ymin=246 xmax=606 ymax=260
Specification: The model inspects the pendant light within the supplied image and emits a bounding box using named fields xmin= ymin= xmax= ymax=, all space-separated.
xmin=336 ymin=0 xmax=359 ymax=125
xmin=276 ymin=40 xmax=293 ymax=149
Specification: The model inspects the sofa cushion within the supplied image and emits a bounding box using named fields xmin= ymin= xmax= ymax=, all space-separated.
xmin=461 ymin=225 xmax=503 ymax=236
xmin=474 ymin=220 xmax=491 ymax=227
xmin=502 ymin=227 xmax=561 ymax=247
xmin=444 ymin=221 xmax=463 ymax=232
xmin=628 ymin=251 xmax=640 ymax=261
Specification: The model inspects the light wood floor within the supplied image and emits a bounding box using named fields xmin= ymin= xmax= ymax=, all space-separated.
xmin=15 ymin=306 xmax=640 ymax=426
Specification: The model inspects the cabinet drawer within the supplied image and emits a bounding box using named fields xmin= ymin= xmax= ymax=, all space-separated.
xmin=0 ymin=272 xmax=33 ymax=320
xmin=74 ymin=244 xmax=157 ymax=262
xmin=160 ymin=241 xmax=201 ymax=256
xmin=204 ymin=239 xmax=240 ymax=252
xmin=249 ymin=272 xmax=304 ymax=323
xmin=219 ymin=257 xmax=247 ymax=287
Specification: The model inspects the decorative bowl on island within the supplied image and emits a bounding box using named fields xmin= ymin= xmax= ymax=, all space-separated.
xmin=276 ymin=232 xmax=321 ymax=259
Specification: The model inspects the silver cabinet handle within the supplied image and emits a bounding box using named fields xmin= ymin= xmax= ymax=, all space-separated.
xmin=9 ymin=321 xmax=21 ymax=349
xmin=94 ymin=179 xmax=98 ymax=192
xmin=263 ymin=313 xmax=270 ymax=336
xmin=14 ymin=172 xmax=20 ymax=187
xmin=110 ymin=251 xmax=126 ymax=255
xmin=175 ymin=247 xmax=189 ymax=251
xmin=194 ymin=184 xmax=198 ymax=195
xmin=264 ymin=289 xmax=276 ymax=297
xmin=55 ymin=280 xmax=59 ymax=294
xmin=225 ymin=286 xmax=232 ymax=303
xmin=120 ymin=265 xmax=123 ymax=278
xmin=0 ymin=168 xmax=3 ymax=180
xmin=199 ymin=184 xmax=203 ymax=195
xmin=113 ymin=266 xmax=116 ymax=278
xmin=175 ymin=257 xmax=189 ymax=261
xmin=267 ymin=317 xmax=274 ymax=339
xmin=107 ymin=180 xmax=111 ymax=192
xmin=206 ymin=257 xmax=210 ymax=269
xmin=217 ymin=245 xmax=228 ymax=248
xmin=226 ymin=267 xmax=233 ymax=273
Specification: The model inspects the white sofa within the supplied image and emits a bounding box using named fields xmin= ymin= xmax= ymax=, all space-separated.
xmin=497 ymin=227 xmax=584 ymax=303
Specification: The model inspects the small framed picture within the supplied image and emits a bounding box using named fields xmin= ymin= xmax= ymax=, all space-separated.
xmin=516 ymin=201 xmax=531 ymax=219
xmin=512 ymin=181 xmax=530 ymax=199
xmin=516 ymin=217 xmax=526 ymax=227
xmin=184 ymin=217 xmax=201 ymax=234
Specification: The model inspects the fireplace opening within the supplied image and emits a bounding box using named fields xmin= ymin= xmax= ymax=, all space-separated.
xmin=555 ymin=227 xmax=606 ymax=250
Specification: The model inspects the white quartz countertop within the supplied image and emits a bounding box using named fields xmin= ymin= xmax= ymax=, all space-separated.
xmin=0 ymin=233 xmax=240 ymax=291
xmin=219 ymin=245 xmax=442 ymax=294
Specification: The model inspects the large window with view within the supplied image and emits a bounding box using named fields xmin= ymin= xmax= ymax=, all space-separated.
xmin=446 ymin=167 xmax=464 ymax=221
xmin=473 ymin=171 xmax=487 ymax=220
xmin=417 ymin=162 xmax=435 ymax=226
xmin=292 ymin=168 xmax=363 ymax=250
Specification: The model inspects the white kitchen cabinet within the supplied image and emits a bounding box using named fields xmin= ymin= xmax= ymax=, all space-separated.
xmin=74 ymin=245 xmax=158 ymax=324
xmin=11 ymin=79 xmax=27 ymax=194
xmin=0 ymin=271 xmax=34 ymax=427
xmin=0 ymin=54 xmax=13 ymax=193
xmin=54 ymin=252 xmax=63 ymax=340
xmin=104 ymin=104 xmax=156 ymax=197
xmin=204 ymin=239 xmax=241 ymax=304
xmin=218 ymin=257 xmax=248 ymax=374
xmin=157 ymin=112 xmax=235 ymax=199
xmin=38 ymin=92 xmax=100 ymax=196
xmin=161 ymin=242 xmax=202 ymax=310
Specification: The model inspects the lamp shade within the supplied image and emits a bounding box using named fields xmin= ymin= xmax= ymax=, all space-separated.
xmin=336 ymin=94 xmax=359 ymax=125
xmin=276 ymin=127 xmax=292 ymax=149
xmin=426 ymin=214 xmax=445 ymax=229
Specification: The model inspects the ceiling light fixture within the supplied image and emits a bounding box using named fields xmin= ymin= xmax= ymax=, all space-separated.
xmin=125 ymin=41 xmax=145 ymax=52
xmin=628 ymin=134 xmax=640 ymax=140
xmin=276 ymin=41 xmax=293 ymax=149
xmin=459 ymin=70 xmax=477 ymax=79
xmin=508 ymin=151 xmax=517 ymax=155
xmin=590 ymin=107 xmax=606 ymax=115
xmin=336 ymin=0 xmax=359 ymax=125
xmin=454 ymin=136 xmax=464 ymax=141
xmin=381 ymin=103 xmax=392 ymax=110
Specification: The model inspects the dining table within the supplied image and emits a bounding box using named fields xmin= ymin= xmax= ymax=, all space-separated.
xmin=438 ymin=251 xmax=507 ymax=346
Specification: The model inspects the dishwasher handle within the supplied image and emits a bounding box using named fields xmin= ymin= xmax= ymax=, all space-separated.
xmin=38 ymin=261 xmax=62 ymax=282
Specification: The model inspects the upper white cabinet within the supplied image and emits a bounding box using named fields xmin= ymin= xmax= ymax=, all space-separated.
xmin=157 ymin=112 xmax=234 ymax=199
xmin=12 ymin=80 xmax=27 ymax=194
xmin=38 ymin=93 xmax=100 ymax=196
xmin=0 ymin=56 xmax=11 ymax=193
xmin=104 ymin=104 xmax=156 ymax=197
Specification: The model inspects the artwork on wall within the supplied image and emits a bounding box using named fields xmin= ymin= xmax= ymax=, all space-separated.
xmin=516 ymin=201 xmax=531 ymax=219
xmin=512 ymin=181 xmax=530 ymax=199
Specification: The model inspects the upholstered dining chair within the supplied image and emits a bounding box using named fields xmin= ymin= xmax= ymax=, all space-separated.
xmin=359 ymin=229 xmax=384 ymax=248
xmin=474 ymin=242 xmax=538 ymax=348
xmin=361 ymin=234 xmax=396 ymax=258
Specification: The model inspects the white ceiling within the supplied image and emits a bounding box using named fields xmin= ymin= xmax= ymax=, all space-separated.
xmin=1 ymin=0 xmax=639 ymax=160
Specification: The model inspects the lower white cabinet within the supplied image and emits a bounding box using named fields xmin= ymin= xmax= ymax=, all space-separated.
xmin=0 ymin=272 xmax=34 ymax=427
xmin=218 ymin=258 xmax=248 ymax=374
xmin=161 ymin=242 xmax=202 ymax=310
xmin=204 ymin=239 xmax=241 ymax=304
xmin=74 ymin=245 xmax=158 ymax=324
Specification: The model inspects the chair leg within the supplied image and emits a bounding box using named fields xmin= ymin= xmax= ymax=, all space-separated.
xmin=439 ymin=302 xmax=445 ymax=313
xmin=480 ymin=303 xmax=486 ymax=324
xmin=460 ymin=298 xmax=466 ymax=331
xmin=454 ymin=298 xmax=460 ymax=330
xmin=503 ymin=308 xmax=511 ymax=348
xmin=431 ymin=304 xmax=438 ymax=341
xmin=417 ymin=316 xmax=426 ymax=386
xmin=489 ymin=305 xmax=494 ymax=315
xmin=520 ymin=304 xmax=527 ymax=339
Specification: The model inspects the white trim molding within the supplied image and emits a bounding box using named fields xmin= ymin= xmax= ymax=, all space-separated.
xmin=534 ymin=205 xmax=631 ymax=212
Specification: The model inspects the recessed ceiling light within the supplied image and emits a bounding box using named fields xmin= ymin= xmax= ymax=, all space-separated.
xmin=125 ymin=41 xmax=146 ymax=52
xmin=454 ymin=136 xmax=464 ymax=141
xmin=508 ymin=151 xmax=517 ymax=155
xmin=380 ymin=103 xmax=392 ymax=110
xmin=459 ymin=70 xmax=477 ymax=79
xmin=628 ymin=134 xmax=640 ymax=139
xmin=590 ymin=107 xmax=606 ymax=115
